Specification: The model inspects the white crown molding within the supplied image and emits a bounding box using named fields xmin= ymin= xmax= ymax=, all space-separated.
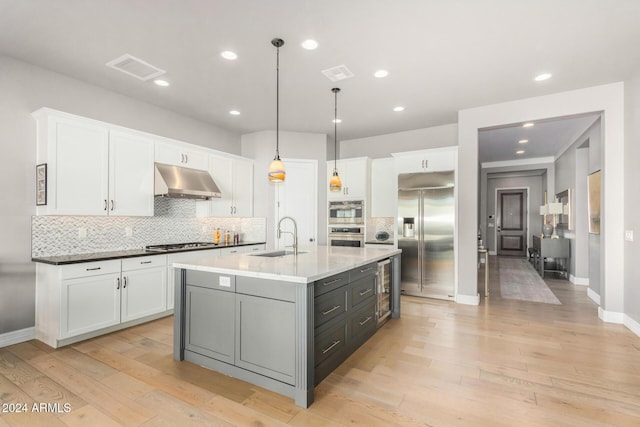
xmin=0 ymin=327 xmax=35 ymax=348
xmin=481 ymin=156 xmax=555 ymax=169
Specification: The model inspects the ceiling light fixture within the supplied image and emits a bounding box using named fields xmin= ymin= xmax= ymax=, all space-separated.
xmin=518 ymin=139 xmax=528 ymax=144
xmin=329 ymin=88 xmax=342 ymax=192
xmin=516 ymin=150 xmax=525 ymax=154
xmin=229 ymin=110 xmax=240 ymax=116
xmin=393 ymin=106 xmax=405 ymax=112
xmin=153 ymin=79 xmax=169 ymax=87
xmin=534 ymin=73 xmax=552 ymax=81
xmin=332 ymin=118 xmax=342 ymax=124
xmin=523 ymin=122 xmax=535 ymax=128
xmin=374 ymin=70 xmax=389 ymax=78
xmin=301 ymin=39 xmax=318 ymax=50
xmin=221 ymin=51 xmax=238 ymax=60
xmin=268 ymin=38 xmax=286 ymax=183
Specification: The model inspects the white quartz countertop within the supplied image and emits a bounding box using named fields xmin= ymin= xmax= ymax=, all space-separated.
xmin=172 ymin=245 xmax=401 ymax=283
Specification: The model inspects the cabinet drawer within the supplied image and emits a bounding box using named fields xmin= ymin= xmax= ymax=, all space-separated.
xmin=185 ymin=269 xmax=235 ymax=292
xmin=314 ymin=287 xmax=347 ymax=328
xmin=349 ymin=275 xmax=376 ymax=309
xmin=314 ymin=322 xmax=346 ymax=367
xmin=122 ymin=255 xmax=167 ymax=271
xmin=349 ymin=262 xmax=377 ymax=282
xmin=314 ymin=271 xmax=349 ymax=297
xmin=61 ymin=259 xmax=121 ymax=280
xmin=348 ymin=302 xmax=376 ymax=343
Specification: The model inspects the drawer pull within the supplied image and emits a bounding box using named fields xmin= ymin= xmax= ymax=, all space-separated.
xmin=359 ymin=288 xmax=373 ymax=296
xmin=359 ymin=316 xmax=373 ymax=326
xmin=322 ymin=277 xmax=343 ymax=286
xmin=321 ymin=305 xmax=341 ymax=316
xmin=86 ymin=267 xmax=101 ymax=271
xmin=116 ymin=277 xmax=120 ymax=290
xmin=321 ymin=340 xmax=341 ymax=354
xmin=123 ymin=276 xmax=127 ymax=288
xmin=140 ymin=261 xmax=152 ymax=264
xmin=360 ymin=267 xmax=373 ymax=273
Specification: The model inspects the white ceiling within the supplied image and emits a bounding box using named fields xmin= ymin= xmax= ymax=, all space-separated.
xmin=1 ymin=0 xmax=639 ymax=161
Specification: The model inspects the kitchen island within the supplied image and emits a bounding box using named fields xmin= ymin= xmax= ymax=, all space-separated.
xmin=172 ymin=245 xmax=401 ymax=408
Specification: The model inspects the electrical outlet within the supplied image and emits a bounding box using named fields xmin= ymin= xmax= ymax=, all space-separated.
xmin=125 ymin=227 xmax=133 ymax=237
xmin=78 ymin=227 xmax=87 ymax=238
xmin=625 ymin=230 xmax=634 ymax=242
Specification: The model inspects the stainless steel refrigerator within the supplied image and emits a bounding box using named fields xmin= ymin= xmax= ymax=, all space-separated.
xmin=397 ymin=171 xmax=455 ymax=300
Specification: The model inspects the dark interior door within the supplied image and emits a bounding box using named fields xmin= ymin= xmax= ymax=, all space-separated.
xmin=497 ymin=189 xmax=527 ymax=257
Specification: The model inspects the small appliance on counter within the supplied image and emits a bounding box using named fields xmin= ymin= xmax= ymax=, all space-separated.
xmin=375 ymin=231 xmax=390 ymax=241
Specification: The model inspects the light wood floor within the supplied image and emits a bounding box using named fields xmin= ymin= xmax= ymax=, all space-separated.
xmin=2 ymin=256 xmax=640 ymax=426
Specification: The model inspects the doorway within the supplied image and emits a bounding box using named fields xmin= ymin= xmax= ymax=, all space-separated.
xmin=274 ymin=159 xmax=318 ymax=251
xmin=496 ymin=188 xmax=528 ymax=257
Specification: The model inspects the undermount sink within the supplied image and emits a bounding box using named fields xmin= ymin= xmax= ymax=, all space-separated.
xmin=251 ymin=250 xmax=307 ymax=257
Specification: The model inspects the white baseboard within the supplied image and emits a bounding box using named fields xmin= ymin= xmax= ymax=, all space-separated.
xmin=0 ymin=327 xmax=35 ymax=348
xmin=624 ymin=314 xmax=640 ymax=338
xmin=598 ymin=307 xmax=624 ymax=324
xmin=569 ymin=275 xmax=589 ymax=286
xmin=456 ymin=293 xmax=480 ymax=305
xmin=587 ymin=288 xmax=600 ymax=305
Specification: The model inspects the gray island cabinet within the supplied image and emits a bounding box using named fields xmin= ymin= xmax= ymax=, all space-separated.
xmin=172 ymin=246 xmax=401 ymax=408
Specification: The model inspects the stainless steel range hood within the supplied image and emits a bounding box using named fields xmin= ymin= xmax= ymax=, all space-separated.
xmin=154 ymin=163 xmax=221 ymax=199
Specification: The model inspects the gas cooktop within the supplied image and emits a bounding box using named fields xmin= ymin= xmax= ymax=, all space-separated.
xmin=144 ymin=242 xmax=219 ymax=252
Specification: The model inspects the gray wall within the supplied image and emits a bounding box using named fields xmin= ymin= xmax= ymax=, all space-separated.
xmin=340 ymin=123 xmax=458 ymax=159
xmin=554 ymin=118 xmax=602 ymax=285
xmin=483 ymin=172 xmax=545 ymax=254
xmin=624 ymin=71 xmax=640 ymax=325
xmin=0 ymin=55 xmax=241 ymax=336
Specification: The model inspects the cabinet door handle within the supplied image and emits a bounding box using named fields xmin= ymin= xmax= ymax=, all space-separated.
xmin=86 ymin=267 xmax=101 ymax=271
xmin=140 ymin=260 xmax=152 ymax=264
xmin=359 ymin=316 xmax=373 ymax=326
xmin=230 ymin=250 xmax=238 ymax=254
xmin=180 ymin=154 xmax=184 ymax=163
xmin=116 ymin=277 xmax=120 ymax=290
xmin=234 ymin=206 xmax=237 ymax=214
xmin=322 ymin=277 xmax=342 ymax=286
xmin=321 ymin=339 xmax=341 ymax=354
xmin=360 ymin=267 xmax=373 ymax=273
xmin=110 ymin=200 xmax=114 ymax=211
xmin=184 ymin=154 xmax=188 ymax=163
xmin=359 ymin=288 xmax=373 ymax=296
xmin=321 ymin=305 xmax=341 ymax=316
xmin=123 ymin=276 xmax=127 ymax=288
xmin=104 ymin=199 xmax=108 ymax=211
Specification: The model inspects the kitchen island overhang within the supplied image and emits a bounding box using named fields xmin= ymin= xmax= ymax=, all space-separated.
xmin=172 ymin=246 xmax=401 ymax=408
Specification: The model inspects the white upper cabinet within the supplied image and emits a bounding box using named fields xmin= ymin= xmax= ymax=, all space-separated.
xmin=393 ymin=147 xmax=457 ymax=174
xmin=198 ymin=154 xmax=254 ymax=217
xmin=370 ymin=158 xmax=396 ymax=218
xmin=326 ymin=157 xmax=371 ymax=201
xmin=155 ymin=138 xmax=208 ymax=171
xmin=34 ymin=109 xmax=154 ymax=216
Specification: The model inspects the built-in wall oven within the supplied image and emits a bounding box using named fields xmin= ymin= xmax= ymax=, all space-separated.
xmin=328 ymin=200 xmax=364 ymax=224
xmin=328 ymin=226 xmax=365 ymax=247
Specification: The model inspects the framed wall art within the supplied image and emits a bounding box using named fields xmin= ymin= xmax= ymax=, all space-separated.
xmin=36 ymin=163 xmax=47 ymax=206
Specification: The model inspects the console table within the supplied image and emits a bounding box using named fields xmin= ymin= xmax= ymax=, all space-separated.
xmin=532 ymin=235 xmax=570 ymax=278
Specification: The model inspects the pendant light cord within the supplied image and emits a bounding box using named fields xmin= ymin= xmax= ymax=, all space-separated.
xmin=332 ymin=87 xmax=340 ymax=170
xmin=276 ymin=44 xmax=280 ymax=159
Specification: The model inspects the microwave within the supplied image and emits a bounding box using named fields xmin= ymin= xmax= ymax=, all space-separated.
xmin=328 ymin=200 xmax=364 ymax=224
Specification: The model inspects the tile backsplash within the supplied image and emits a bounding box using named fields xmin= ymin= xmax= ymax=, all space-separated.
xmin=32 ymin=198 xmax=266 ymax=257
xmin=366 ymin=217 xmax=395 ymax=242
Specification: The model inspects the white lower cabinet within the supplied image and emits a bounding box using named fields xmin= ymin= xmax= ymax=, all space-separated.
xmin=37 ymin=255 xmax=168 ymax=348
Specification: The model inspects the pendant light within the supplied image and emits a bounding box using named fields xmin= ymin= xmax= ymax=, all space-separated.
xmin=329 ymin=87 xmax=342 ymax=192
xmin=268 ymin=38 xmax=286 ymax=182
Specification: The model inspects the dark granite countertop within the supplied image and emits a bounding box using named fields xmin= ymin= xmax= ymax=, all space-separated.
xmin=365 ymin=241 xmax=394 ymax=245
xmin=31 ymin=241 xmax=267 ymax=266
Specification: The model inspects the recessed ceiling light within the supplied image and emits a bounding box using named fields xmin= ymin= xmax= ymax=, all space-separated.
xmin=229 ymin=110 xmax=240 ymax=116
xmin=301 ymin=39 xmax=318 ymax=50
xmin=153 ymin=79 xmax=169 ymax=87
xmin=374 ymin=70 xmax=389 ymax=78
xmin=221 ymin=50 xmax=238 ymax=60
xmin=518 ymin=139 xmax=528 ymax=144
xmin=516 ymin=150 xmax=525 ymax=154
xmin=534 ymin=73 xmax=552 ymax=81
xmin=393 ymin=106 xmax=405 ymax=112
xmin=332 ymin=118 xmax=342 ymax=124
xmin=523 ymin=122 xmax=534 ymax=128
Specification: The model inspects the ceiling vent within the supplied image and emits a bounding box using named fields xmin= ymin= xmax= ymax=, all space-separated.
xmin=321 ymin=65 xmax=354 ymax=82
xmin=106 ymin=54 xmax=166 ymax=81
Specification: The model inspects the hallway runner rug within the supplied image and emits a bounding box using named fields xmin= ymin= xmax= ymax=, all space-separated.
xmin=498 ymin=257 xmax=562 ymax=305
